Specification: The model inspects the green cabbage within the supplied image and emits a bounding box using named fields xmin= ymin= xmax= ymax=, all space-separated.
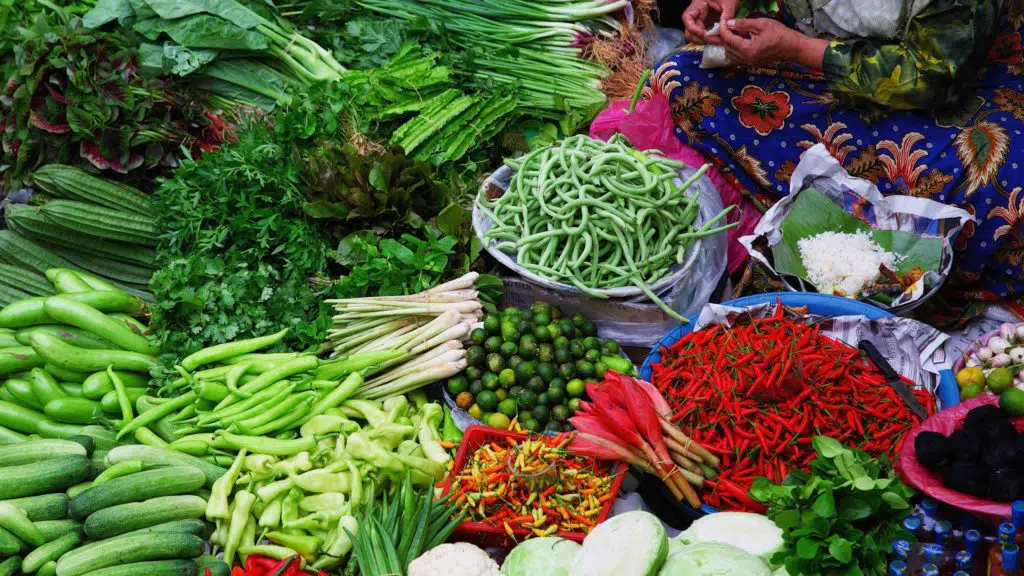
xmin=569 ymin=511 xmax=668 ymax=576
xmin=501 ymin=537 xmax=580 ymax=576
xmin=677 ymin=512 xmax=784 ymax=561
xmin=658 ymin=542 xmax=772 ymax=576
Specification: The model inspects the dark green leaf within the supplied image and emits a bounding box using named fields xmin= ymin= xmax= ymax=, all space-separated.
xmin=837 ymin=495 xmax=872 ymax=521
xmin=796 ymin=538 xmax=820 ymax=560
xmin=829 ymin=537 xmax=853 ymax=563
xmin=812 ymin=436 xmax=845 ymax=459
xmin=436 ymin=202 xmax=467 ymax=237
xmin=83 ymin=0 xmax=133 ymax=28
xmin=305 ymin=201 xmax=352 ymax=220
xmin=881 ymin=491 xmax=910 ymax=510
xmin=812 ymin=489 xmax=836 ymax=518
xmin=774 ymin=509 xmax=802 ymax=530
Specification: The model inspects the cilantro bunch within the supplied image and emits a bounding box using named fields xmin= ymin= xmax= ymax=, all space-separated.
xmin=750 ymin=436 xmax=916 ymax=576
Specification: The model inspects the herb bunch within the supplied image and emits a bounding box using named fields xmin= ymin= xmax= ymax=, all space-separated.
xmin=750 ymin=436 xmax=916 ymax=576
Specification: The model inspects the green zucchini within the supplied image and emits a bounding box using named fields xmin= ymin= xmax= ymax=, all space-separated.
xmin=69 ymin=466 xmax=206 ymax=520
xmin=0 ymin=439 xmax=86 ymax=466
xmin=84 ymin=495 xmax=206 ymax=540
xmin=0 ymin=556 xmax=21 ymax=576
xmin=1 ymin=493 xmax=69 ymax=522
xmin=55 ymin=533 xmax=202 ymax=576
xmin=0 ymin=456 xmax=91 ymax=500
xmin=104 ymin=446 xmax=225 ymax=488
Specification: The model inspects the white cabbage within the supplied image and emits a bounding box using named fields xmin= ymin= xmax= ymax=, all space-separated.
xmin=568 ymin=511 xmax=668 ymax=576
xmin=659 ymin=542 xmax=772 ymax=576
xmin=501 ymin=537 xmax=580 ymax=576
xmin=677 ymin=512 xmax=784 ymax=560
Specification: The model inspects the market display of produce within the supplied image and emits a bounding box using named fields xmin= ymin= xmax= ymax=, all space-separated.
xmin=0 ymin=0 xmax=1016 ymax=574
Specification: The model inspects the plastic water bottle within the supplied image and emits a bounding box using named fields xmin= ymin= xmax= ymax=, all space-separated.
xmin=935 ymin=521 xmax=953 ymax=547
xmin=965 ymin=529 xmax=983 ymax=556
xmin=1001 ymin=523 xmax=1018 ymax=546
xmin=892 ymin=539 xmax=913 ymax=560
xmin=904 ymin=515 xmax=924 ymax=539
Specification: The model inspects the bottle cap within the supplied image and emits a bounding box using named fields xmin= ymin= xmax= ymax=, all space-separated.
xmin=952 ymin=572 xmax=969 ymax=576
xmin=922 ymin=543 xmax=945 ymax=563
xmin=921 ymin=497 xmax=939 ymax=517
xmin=1004 ymin=542 xmax=1021 ymax=571
xmin=1001 ymin=522 xmax=1018 ymax=544
xmin=954 ymin=550 xmax=972 ymax=569
xmin=921 ymin=563 xmax=939 ymax=576
xmin=902 ymin=516 xmax=922 ymax=532
xmin=888 ymin=560 xmax=907 ymax=576
xmin=935 ymin=520 xmax=952 ymax=544
xmin=891 ymin=539 xmax=912 ymax=559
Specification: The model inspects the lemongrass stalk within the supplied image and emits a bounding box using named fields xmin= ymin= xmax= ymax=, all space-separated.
xmin=408 ymin=323 xmax=469 ymax=355
xmin=327 ymin=317 xmax=419 ymax=340
xmin=392 ymin=310 xmax=461 ymax=352
xmin=425 ymin=272 xmax=479 ymax=294
xmin=331 ymin=323 xmax=420 ymax=356
xmin=364 ymin=350 xmax=466 ymax=388
xmin=365 ymin=341 xmax=463 ymax=376
xmin=349 ymin=323 xmax=425 ymax=354
xmin=356 ymin=361 xmax=468 ymax=400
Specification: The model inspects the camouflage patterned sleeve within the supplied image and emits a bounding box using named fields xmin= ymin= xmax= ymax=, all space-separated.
xmin=821 ymin=0 xmax=1001 ymax=110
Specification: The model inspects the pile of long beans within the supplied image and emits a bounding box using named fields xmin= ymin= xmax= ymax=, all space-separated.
xmin=478 ymin=135 xmax=736 ymax=321
xmin=325 ymin=273 xmax=480 ymax=400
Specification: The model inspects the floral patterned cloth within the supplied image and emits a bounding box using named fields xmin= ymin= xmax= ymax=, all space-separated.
xmin=651 ymin=9 xmax=1024 ymax=325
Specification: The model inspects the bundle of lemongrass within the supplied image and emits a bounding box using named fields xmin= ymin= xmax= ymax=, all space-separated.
xmin=324 ymin=273 xmax=482 ymax=400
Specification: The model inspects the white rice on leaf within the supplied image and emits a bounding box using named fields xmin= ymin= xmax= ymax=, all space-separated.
xmin=796 ymin=231 xmax=898 ymax=297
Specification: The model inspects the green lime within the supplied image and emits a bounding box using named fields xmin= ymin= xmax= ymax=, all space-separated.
xmin=568 ymin=398 xmax=582 ymax=412
xmin=989 ymin=368 xmax=1015 ymax=393
xmin=566 ymin=379 xmax=586 ymax=398
xmin=508 ymin=355 xmax=523 ymax=370
xmin=571 ymin=312 xmax=587 ymax=328
xmin=468 ymin=404 xmax=483 ymax=420
xmin=576 ymin=360 xmax=595 ymax=379
xmin=484 ymin=315 xmax=501 ymax=335
xmin=601 ymin=340 xmax=621 ymax=355
xmin=465 ymin=366 xmax=482 ymax=381
xmin=467 ymin=347 xmax=485 ymax=368
xmin=553 ymin=335 xmax=570 ymax=349
xmin=498 ymin=399 xmax=518 ymax=418
xmin=469 ymin=380 xmax=484 ymax=395
xmin=537 ymin=362 xmax=557 ymax=382
xmin=495 ymin=389 xmax=508 ymax=402
xmin=538 ymin=343 xmax=555 ymax=363
xmin=957 ymin=366 xmax=986 ymax=389
xmin=960 ymin=383 xmax=986 ymax=400
xmin=559 ymin=363 xmax=577 ymax=380
xmin=552 ymin=405 xmax=571 ymax=422
xmin=482 ymin=372 xmax=500 ymax=390
xmin=581 ymin=321 xmax=597 ymax=337
xmin=522 ymin=417 xmax=541 ymax=433
xmin=487 ymin=413 xmax=512 ymax=429
xmin=516 ymin=320 xmax=534 ymax=335
xmin=1002 ymin=387 xmax=1024 ymax=416
xmin=486 ymin=353 xmax=505 ymax=373
xmin=527 ymin=376 xmax=547 ymax=394
xmin=534 ymin=325 xmax=552 ymax=343
xmin=584 ymin=349 xmax=601 ymax=363
xmin=476 ymin=390 xmax=499 ymax=412
xmin=470 ymin=328 xmax=486 ymax=345
xmin=548 ymin=323 xmax=562 ymax=339
xmin=521 ymin=334 xmax=538 ymax=347
xmin=447 ymin=375 xmax=469 ymax=396
xmin=485 ymin=336 xmax=503 ymax=353
xmin=498 ymin=368 xmax=516 ymax=387
xmin=569 ymin=340 xmax=586 ymax=359
xmin=537 ymin=392 xmax=550 ymax=406
xmin=594 ymin=362 xmax=608 ymax=379
xmin=514 ymin=361 xmax=536 ymax=384
xmin=518 ymin=390 xmax=538 ymax=410
xmin=534 ymin=312 xmax=551 ymax=327
xmin=501 ymin=323 xmax=520 ymax=343
xmin=532 ymin=405 xmax=551 ymax=424
xmin=500 ymin=341 xmax=519 ymax=358
xmin=583 ymin=337 xmax=601 ymax=351
xmin=549 ymin=377 xmax=566 ymax=390
xmin=555 ymin=348 xmax=572 ymax=364
xmin=546 ymin=386 xmax=565 ymax=406
xmin=558 ymin=320 xmax=576 ymax=339
xmin=550 ymin=305 xmax=563 ymax=320
xmin=519 ymin=341 xmax=539 ymax=360
xmin=509 ymin=385 xmax=525 ymax=399
xmin=530 ymin=302 xmax=552 ymax=316
xmin=503 ymin=307 xmax=522 ymax=319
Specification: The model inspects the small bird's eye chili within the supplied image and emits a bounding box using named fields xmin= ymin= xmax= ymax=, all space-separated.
xmin=650 ymin=306 xmax=932 ymax=512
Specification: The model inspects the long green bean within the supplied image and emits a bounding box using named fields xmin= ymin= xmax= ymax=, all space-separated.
xmin=481 ymin=134 xmax=738 ymax=323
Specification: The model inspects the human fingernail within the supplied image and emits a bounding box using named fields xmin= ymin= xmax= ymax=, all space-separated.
xmin=727 ymin=19 xmax=736 ymax=27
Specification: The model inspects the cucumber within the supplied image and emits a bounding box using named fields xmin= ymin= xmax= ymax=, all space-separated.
xmin=23 ymin=532 xmax=81 ymax=573
xmin=69 ymin=466 xmax=206 ymax=520
xmin=0 ymin=556 xmax=21 ymax=576
xmin=77 ymin=427 xmax=116 ymax=452
xmin=1 ymin=494 xmax=69 ymax=521
xmin=66 ymin=483 xmax=91 ymax=499
xmin=79 ymin=559 xmax=197 ymax=576
xmin=104 ymin=446 xmax=225 ymax=488
xmin=0 ymin=456 xmax=91 ymax=499
xmin=0 ymin=526 xmax=20 ymax=554
xmin=120 ymin=519 xmax=209 ymax=539
xmin=0 ymin=439 xmax=86 ymax=466
xmin=55 ymin=533 xmax=203 ymax=576
xmin=84 ymin=495 xmax=206 ymax=540
xmin=39 ymin=561 xmax=59 ymax=576
xmin=36 ymin=520 xmax=84 ymax=542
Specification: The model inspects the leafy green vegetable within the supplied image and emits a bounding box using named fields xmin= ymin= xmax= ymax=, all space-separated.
xmin=334 ymin=229 xmax=458 ymax=299
xmin=749 ymin=436 xmax=916 ymax=576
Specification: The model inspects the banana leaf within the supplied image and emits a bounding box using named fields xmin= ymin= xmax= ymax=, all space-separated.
xmin=770 ymin=188 xmax=943 ymax=296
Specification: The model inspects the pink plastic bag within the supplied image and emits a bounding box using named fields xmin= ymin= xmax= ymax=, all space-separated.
xmin=590 ymin=94 xmax=759 ymax=275
xmin=897 ymin=395 xmax=1015 ymax=524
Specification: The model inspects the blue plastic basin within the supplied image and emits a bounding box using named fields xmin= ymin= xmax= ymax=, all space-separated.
xmin=638 ymin=292 xmax=958 ymax=517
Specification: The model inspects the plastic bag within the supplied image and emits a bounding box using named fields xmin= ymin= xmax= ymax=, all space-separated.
xmin=897 ymin=395 xmax=1015 ymax=524
xmin=590 ymin=94 xmax=759 ymax=275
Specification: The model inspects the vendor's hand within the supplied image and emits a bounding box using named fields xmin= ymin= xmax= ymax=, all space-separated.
xmin=682 ymin=0 xmax=739 ymax=44
xmin=720 ymin=18 xmax=830 ymax=70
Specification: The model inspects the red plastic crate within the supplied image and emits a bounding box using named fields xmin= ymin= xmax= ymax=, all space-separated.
xmin=440 ymin=425 xmax=627 ymax=549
